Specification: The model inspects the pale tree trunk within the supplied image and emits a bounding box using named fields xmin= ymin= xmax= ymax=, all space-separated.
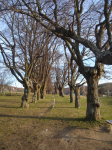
xmin=32 ymin=83 xmax=40 ymax=103
xmin=86 ymin=76 xmax=101 ymax=120
xmin=1 ymin=86 xmax=5 ymax=95
xmin=70 ymin=86 xmax=74 ymax=103
xmin=21 ymin=86 xmax=31 ymax=108
xmin=1 ymin=87 xmax=3 ymax=94
xmin=32 ymin=90 xmax=37 ymax=103
xmin=74 ymin=87 xmax=80 ymax=108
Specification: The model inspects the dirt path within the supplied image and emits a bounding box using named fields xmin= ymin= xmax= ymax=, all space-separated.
xmin=2 ymin=125 xmax=112 ymax=150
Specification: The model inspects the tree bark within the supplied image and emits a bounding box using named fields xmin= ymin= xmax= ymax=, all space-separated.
xmin=32 ymin=83 xmax=41 ymax=102
xmin=70 ymin=86 xmax=74 ymax=103
xmin=54 ymin=86 xmax=58 ymax=95
xmin=21 ymin=86 xmax=31 ymax=108
xmin=86 ymin=76 xmax=101 ymax=120
xmin=40 ymin=84 xmax=46 ymax=99
xmin=79 ymin=63 xmax=103 ymax=120
xmin=37 ymin=86 xmax=40 ymax=100
xmin=32 ymin=90 xmax=37 ymax=103
xmin=74 ymin=87 xmax=80 ymax=108
xmin=58 ymin=87 xmax=64 ymax=97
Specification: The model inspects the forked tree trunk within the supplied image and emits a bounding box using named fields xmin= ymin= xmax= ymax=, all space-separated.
xmin=74 ymin=87 xmax=80 ymax=108
xmin=86 ymin=76 xmax=101 ymax=120
xmin=70 ymin=86 xmax=74 ymax=103
xmin=21 ymin=86 xmax=31 ymax=108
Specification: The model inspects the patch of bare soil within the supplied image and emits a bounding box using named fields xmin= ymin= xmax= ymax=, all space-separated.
xmin=0 ymin=123 xmax=112 ymax=150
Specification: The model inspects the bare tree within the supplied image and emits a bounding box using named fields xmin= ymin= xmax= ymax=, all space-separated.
xmin=54 ymin=81 xmax=58 ymax=95
xmin=64 ymin=33 xmax=87 ymax=107
xmin=66 ymin=49 xmax=86 ymax=107
xmin=0 ymin=12 xmax=47 ymax=107
xmin=32 ymin=38 xmax=61 ymax=101
xmin=46 ymin=73 xmax=54 ymax=94
xmin=2 ymin=0 xmax=112 ymax=120
xmin=0 ymin=69 xmax=7 ymax=95
xmin=55 ymin=61 xmax=68 ymax=97
xmin=5 ymin=0 xmax=112 ymax=63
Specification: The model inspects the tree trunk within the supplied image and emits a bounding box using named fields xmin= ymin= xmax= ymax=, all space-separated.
xmin=54 ymin=86 xmax=58 ymax=95
xmin=70 ymin=86 xmax=74 ymax=103
xmin=21 ymin=86 xmax=31 ymax=108
xmin=86 ymin=76 xmax=101 ymax=120
xmin=32 ymin=90 xmax=37 ymax=103
xmin=40 ymin=85 xmax=46 ymax=99
xmin=107 ymin=90 xmax=109 ymax=97
xmin=58 ymin=87 xmax=64 ymax=97
xmin=21 ymin=78 xmax=33 ymax=108
xmin=74 ymin=87 xmax=80 ymax=108
xmin=32 ymin=83 xmax=40 ymax=101
xmin=37 ymin=86 xmax=40 ymax=100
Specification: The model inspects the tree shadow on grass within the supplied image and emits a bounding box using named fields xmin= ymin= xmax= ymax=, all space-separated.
xmin=0 ymin=100 xmax=20 ymax=103
xmin=0 ymin=114 xmax=108 ymax=132
xmin=0 ymin=113 xmax=86 ymax=122
xmin=0 ymin=105 xmax=20 ymax=108
xmin=107 ymin=101 xmax=112 ymax=105
xmin=54 ymin=107 xmax=74 ymax=108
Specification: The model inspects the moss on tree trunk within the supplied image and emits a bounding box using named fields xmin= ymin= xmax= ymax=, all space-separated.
xmin=21 ymin=86 xmax=31 ymax=108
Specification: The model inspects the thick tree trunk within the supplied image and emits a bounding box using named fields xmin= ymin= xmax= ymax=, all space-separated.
xmin=21 ymin=78 xmax=33 ymax=108
xmin=70 ymin=86 xmax=74 ymax=103
xmin=40 ymin=85 xmax=46 ymax=99
xmin=58 ymin=87 xmax=64 ymax=97
xmin=21 ymin=86 xmax=31 ymax=108
xmin=86 ymin=76 xmax=101 ymax=120
xmin=74 ymin=87 xmax=80 ymax=108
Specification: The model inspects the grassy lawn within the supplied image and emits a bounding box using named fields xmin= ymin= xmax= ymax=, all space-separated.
xmin=0 ymin=93 xmax=111 ymax=131
xmin=0 ymin=93 xmax=112 ymax=149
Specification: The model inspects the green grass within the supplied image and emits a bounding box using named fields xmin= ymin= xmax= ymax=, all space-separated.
xmin=0 ymin=93 xmax=112 ymax=149
xmin=0 ymin=93 xmax=112 ymax=133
